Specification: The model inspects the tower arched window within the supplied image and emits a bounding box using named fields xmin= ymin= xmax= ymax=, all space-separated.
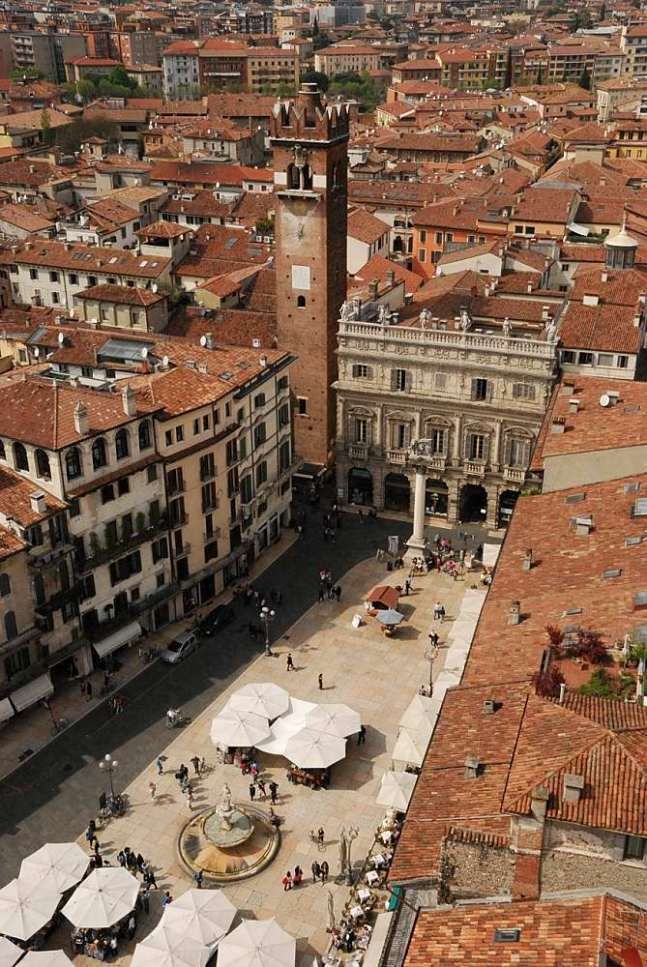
xmin=66 ymin=447 xmax=82 ymax=480
xmin=297 ymin=295 xmax=306 ymax=308
xmin=92 ymin=437 xmax=107 ymax=471
xmin=302 ymin=165 xmax=313 ymax=190
xmin=138 ymin=420 xmax=152 ymax=451
xmin=287 ymin=164 xmax=300 ymax=189
xmin=13 ymin=443 xmax=28 ymax=472
xmin=115 ymin=429 xmax=129 ymax=460
xmin=35 ymin=449 xmax=50 ymax=479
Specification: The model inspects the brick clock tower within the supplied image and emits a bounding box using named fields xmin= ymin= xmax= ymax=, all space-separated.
xmin=271 ymin=83 xmax=349 ymax=469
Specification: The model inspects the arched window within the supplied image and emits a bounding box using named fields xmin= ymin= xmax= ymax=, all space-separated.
xmin=287 ymin=164 xmax=300 ymax=189
xmin=297 ymin=295 xmax=306 ymax=308
xmin=65 ymin=447 xmax=82 ymax=481
xmin=13 ymin=442 xmax=28 ymax=472
xmin=302 ymin=164 xmax=313 ymax=190
xmin=92 ymin=437 xmax=107 ymax=470
xmin=4 ymin=610 xmax=17 ymax=641
xmin=138 ymin=420 xmax=152 ymax=451
xmin=0 ymin=440 xmax=5 ymax=460
xmin=115 ymin=429 xmax=129 ymax=460
xmin=0 ymin=573 xmax=10 ymax=596
xmin=35 ymin=449 xmax=50 ymax=479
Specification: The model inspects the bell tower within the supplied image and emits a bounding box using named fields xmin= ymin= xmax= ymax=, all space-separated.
xmin=271 ymin=83 xmax=349 ymax=468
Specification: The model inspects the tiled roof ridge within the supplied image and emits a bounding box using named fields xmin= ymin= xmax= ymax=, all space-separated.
xmin=546 ymin=688 xmax=647 ymax=731
xmin=445 ymin=825 xmax=510 ymax=850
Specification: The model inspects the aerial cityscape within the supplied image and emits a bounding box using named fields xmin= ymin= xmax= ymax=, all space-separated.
xmin=0 ymin=0 xmax=646 ymax=962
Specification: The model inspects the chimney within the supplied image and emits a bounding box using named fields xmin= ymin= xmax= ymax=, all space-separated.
xmin=464 ymin=755 xmax=480 ymax=779
xmin=563 ymin=773 xmax=584 ymax=803
xmin=259 ymin=354 xmax=268 ymax=368
xmin=559 ymin=682 xmax=566 ymax=704
xmin=205 ymin=332 xmax=214 ymax=350
xmin=483 ymin=698 xmax=497 ymax=714
xmin=541 ymin=305 xmax=550 ymax=321
xmin=369 ymin=279 xmax=379 ymax=299
xmin=508 ymin=600 xmax=521 ymax=625
xmin=387 ymin=269 xmax=396 ymax=286
xmin=551 ymin=415 xmax=566 ymax=434
xmin=600 ymin=270 xmax=608 ymax=283
xmin=527 ymin=281 xmax=533 ymax=293
xmin=30 ymin=491 xmax=46 ymax=515
xmin=561 ymin=380 xmax=575 ymax=394
xmin=121 ymin=385 xmax=136 ymax=417
xmin=530 ymin=784 xmax=550 ymax=820
xmin=568 ymin=398 xmax=579 ymax=414
xmin=73 ymin=401 xmax=89 ymax=436
xmin=523 ymin=548 xmax=533 ymax=571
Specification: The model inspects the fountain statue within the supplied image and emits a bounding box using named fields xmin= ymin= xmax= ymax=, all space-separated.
xmin=216 ymin=783 xmax=234 ymax=832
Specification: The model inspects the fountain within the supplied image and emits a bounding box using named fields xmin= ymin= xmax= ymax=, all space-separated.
xmin=178 ymin=783 xmax=280 ymax=884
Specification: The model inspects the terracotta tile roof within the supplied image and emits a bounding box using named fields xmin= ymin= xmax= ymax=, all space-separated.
xmin=206 ymin=93 xmax=276 ymax=120
xmin=0 ymin=523 xmax=25 ymax=561
xmin=0 ymin=464 xmax=65 ymax=525
xmin=160 ymin=190 xmax=230 ymax=220
xmin=512 ymin=186 xmax=578 ymax=223
xmin=76 ymin=284 xmax=166 ymax=307
xmin=12 ymin=240 xmax=171 ymax=280
xmin=0 ymin=160 xmax=64 ymax=188
xmin=149 ymin=161 xmax=272 ymax=187
xmin=558 ymin=301 xmax=642 ymax=354
xmin=560 ymin=242 xmax=605 ymax=262
xmin=570 ymin=267 xmax=647 ymax=307
xmin=438 ymin=239 xmax=502 ymax=265
xmin=164 ymin=306 xmax=277 ymax=349
xmin=347 ymin=208 xmax=389 ymax=245
xmin=137 ymin=220 xmax=192 ymax=239
xmin=351 ymin=254 xmax=425 ymax=291
xmin=375 ymin=131 xmax=481 ymax=154
xmin=127 ymin=365 xmax=232 ymax=416
xmin=0 ymin=204 xmax=53 ymax=233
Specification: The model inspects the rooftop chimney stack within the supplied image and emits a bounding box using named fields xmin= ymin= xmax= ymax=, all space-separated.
xmin=523 ymin=548 xmax=533 ymax=572
xmin=530 ymin=784 xmax=550 ymax=820
xmin=73 ymin=401 xmax=89 ymax=436
xmin=464 ymin=755 xmax=481 ymax=779
xmin=29 ymin=492 xmax=46 ymax=515
xmin=508 ymin=601 xmax=521 ymax=625
xmin=563 ymin=773 xmax=584 ymax=803
xmin=122 ymin=385 xmax=136 ymax=418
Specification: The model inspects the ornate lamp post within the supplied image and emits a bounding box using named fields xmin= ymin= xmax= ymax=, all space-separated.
xmin=99 ymin=752 xmax=118 ymax=799
xmin=424 ymin=644 xmax=438 ymax=696
xmin=260 ymin=605 xmax=276 ymax=657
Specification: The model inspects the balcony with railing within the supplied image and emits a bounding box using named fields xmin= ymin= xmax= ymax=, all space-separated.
xmin=503 ymin=466 xmax=526 ymax=483
xmin=347 ymin=442 xmax=369 ymax=461
xmin=385 ymin=448 xmax=407 ymax=465
xmin=464 ymin=461 xmax=487 ymax=477
xmin=77 ymin=515 xmax=167 ymax=572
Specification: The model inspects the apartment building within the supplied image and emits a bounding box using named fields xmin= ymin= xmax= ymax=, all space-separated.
xmin=6 ymin=31 xmax=87 ymax=83
xmin=314 ymin=44 xmax=383 ymax=76
xmin=621 ymin=25 xmax=647 ymax=81
xmin=162 ymin=38 xmax=298 ymax=98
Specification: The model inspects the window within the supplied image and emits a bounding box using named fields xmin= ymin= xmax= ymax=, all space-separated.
xmin=147 ymin=464 xmax=157 ymax=483
xmin=296 ymin=398 xmax=308 ymax=416
xmin=169 ymin=496 xmax=186 ymax=527
xmin=419 ymin=249 xmax=426 ymax=262
xmin=117 ymin=477 xmax=130 ymax=497
xmin=115 ymin=429 xmax=129 ymax=460
xmin=70 ymin=273 xmax=78 ymax=285
xmin=79 ymin=574 xmax=96 ymax=602
xmin=69 ymin=497 xmax=81 ymax=517
xmin=278 ymin=376 xmax=288 ymax=391
xmin=13 ymin=443 xmax=28 ymax=471
xmin=101 ymin=484 xmax=115 ymax=504
xmin=429 ymin=427 xmax=446 ymax=454
xmin=176 ymin=425 xmax=184 ymax=443
xmin=512 ymin=383 xmax=536 ymax=401
xmin=624 ymin=836 xmax=646 ymax=861
xmin=254 ymin=422 xmax=267 ymax=446
xmin=92 ymin=437 xmax=107 ymax=470
xmin=354 ymin=417 xmax=368 ymax=444
xmin=121 ymin=513 xmax=133 ymax=539
xmin=226 ymin=440 xmax=239 ymax=468
xmin=109 ymin=550 xmax=142 ymax=586
xmin=29 ymin=268 xmax=38 ymax=280
xmin=578 ymin=352 xmax=594 ymax=365
xmin=279 ymin=404 xmax=290 ymax=427
xmin=193 ymin=418 xmax=200 ymax=435
xmin=203 ymin=414 xmax=210 ymax=430
xmin=352 ymin=364 xmax=370 ymax=379
xmin=240 ymin=475 xmax=253 ymax=504
xmin=239 ymin=436 xmax=247 ymax=460
xmin=152 ymin=537 xmax=168 ymax=563
xmin=167 ymin=467 xmax=184 ymax=494
xmin=256 ymin=460 xmax=268 ymax=486
xmin=66 ymin=447 xmax=82 ymax=480
xmin=204 ymin=540 xmax=219 ymax=562
xmin=35 ymin=449 xmax=50 ymax=478
xmin=138 ymin=420 xmax=152 ymax=451
xmin=0 ymin=574 xmax=10 ymax=596
xmin=392 ymin=369 xmax=409 ymax=392
xmin=202 ymin=481 xmax=217 ymax=511
xmin=200 ymin=453 xmax=215 ymax=480
xmin=419 ymin=230 xmax=426 ymax=243
xmin=165 ymin=430 xmax=173 ymax=447
xmin=4 ymin=610 xmax=17 ymax=640
xmin=597 ymin=353 xmax=613 ymax=366
xmin=618 ymin=355 xmax=629 ymax=369
xmin=392 ymin=422 xmax=410 ymax=450
xmin=507 ymin=436 xmax=531 ymax=468
xmin=279 ymin=440 xmax=291 ymax=472
xmin=0 ymin=441 xmax=4 ymax=460
xmin=471 ymin=378 xmax=490 ymax=402
xmin=254 ymin=393 xmax=266 ymax=408
xmin=466 ymin=432 xmax=487 ymax=461
xmin=104 ymin=520 xmax=118 ymax=546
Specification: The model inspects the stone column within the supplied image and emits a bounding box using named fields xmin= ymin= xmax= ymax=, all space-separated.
xmin=406 ymin=466 xmax=427 ymax=558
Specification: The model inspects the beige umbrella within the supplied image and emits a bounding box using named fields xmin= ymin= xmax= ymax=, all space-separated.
xmin=0 ymin=878 xmax=60 ymax=941
xmin=0 ymin=935 xmax=22 ymax=967
xmin=304 ymin=703 xmax=361 ymax=738
xmin=21 ymin=953 xmax=73 ymax=967
xmin=62 ymin=867 xmax=139 ymax=929
xmin=376 ymin=770 xmax=417 ymax=811
xmin=217 ymin=918 xmax=296 ymax=967
xmin=284 ymin=727 xmax=346 ymax=769
xmin=210 ymin=707 xmax=270 ymax=748
xmin=229 ymin=683 xmax=289 ymax=721
xmin=399 ymin=694 xmax=436 ymax=732
xmin=391 ymin=726 xmax=431 ymax=767
xmin=20 ymin=842 xmax=89 ymax=894
xmin=132 ymin=924 xmax=210 ymax=967
xmin=162 ymin=889 xmax=236 ymax=945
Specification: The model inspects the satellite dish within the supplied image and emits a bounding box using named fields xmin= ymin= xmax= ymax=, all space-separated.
xmin=34 ymin=346 xmax=39 ymax=357
xmin=141 ymin=347 xmax=148 ymax=359
xmin=58 ymin=331 xmax=65 ymax=346
xmin=162 ymin=355 xmax=169 ymax=368
xmin=200 ymin=334 xmax=208 ymax=347
xmin=599 ymin=393 xmax=611 ymax=407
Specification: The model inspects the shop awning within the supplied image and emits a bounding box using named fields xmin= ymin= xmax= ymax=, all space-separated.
xmin=92 ymin=621 xmax=141 ymax=659
xmin=0 ymin=697 xmax=14 ymax=723
xmin=11 ymin=672 xmax=53 ymax=713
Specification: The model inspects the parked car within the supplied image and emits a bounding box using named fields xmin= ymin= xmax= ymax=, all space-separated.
xmin=159 ymin=630 xmax=199 ymax=664
xmin=198 ymin=604 xmax=235 ymax=636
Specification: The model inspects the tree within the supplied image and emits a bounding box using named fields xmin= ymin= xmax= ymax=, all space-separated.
xmin=10 ymin=67 xmax=44 ymax=82
xmin=312 ymin=32 xmax=332 ymax=51
xmin=54 ymin=115 xmax=119 ymax=154
xmin=328 ymin=71 xmax=387 ymax=112
xmin=301 ymin=69 xmax=329 ymax=92
xmin=40 ymin=109 xmax=54 ymax=147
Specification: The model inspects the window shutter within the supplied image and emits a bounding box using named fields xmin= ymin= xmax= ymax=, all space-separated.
xmin=503 ymin=436 xmax=512 ymax=466
xmin=482 ymin=435 xmax=490 ymax=462
xmin=390 ymin=369 xmax=398 ymax=391
xmin=470 ymin=378 xmax=478 ymax=401
xmin=405 ymin=371 xmax=413 ymax=392
xmin=486 ymin=381 xmax=494 ymax=402
xmin=464 ymin=434 xmax=472 ymax=460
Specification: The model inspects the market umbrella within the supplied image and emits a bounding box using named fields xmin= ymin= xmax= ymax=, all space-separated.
xmin=391 ymin=726 xmax=431 ymax=767
xmin=217 ymin=918 xmax=296 ymax=967
xmin=0 ymin=935 xmax=22 ymax=967
xmin=284 ymin=727 xmax=346 ymax=769
xmin=0 ymin=878 xmax=60 ymax=942
xmin=399 ymin=694 xmax=436 ymax=732
xmin=229 ymin=683 xmax=289 ymax=721
xmin=61 ymin=867 xmax=139 ymax=929
xmin=162 ymin=889 xmax=236 ymax=946
xmin=20 ymin=842 xmax=89 ymax=894
xmin=304 ymin=703 xmax=361 ymax=738
xmin=21 ymin=952 xmax=73 ymax=967
xmin=256 ymin=714 xmax=306 ymax=756
xmin=132 ymin=924 xmax=210 ymax=967
xmin=376 ymin=770 xmax=418 ymax=811
xmin=210 ymin=707 xmax=270 ymax=748
xmin=375 ymin=609 xmax=405 ymax=627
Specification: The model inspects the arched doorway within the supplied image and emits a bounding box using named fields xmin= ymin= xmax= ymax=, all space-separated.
xmin=498 ymin=489 xmax=519 ymax=528
xmin=348 ymin=468 xmax=373 ymax=506
xmin=425 ymin=478 xmax=448 ymax=517
xmin=460 ymin=484 xmax=487 ymax=523
xmin=384 ymin=472 xmax=411 ymax=512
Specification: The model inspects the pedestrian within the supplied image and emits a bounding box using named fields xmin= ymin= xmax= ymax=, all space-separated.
xmin=286 ymin=653 xmax=294 ymax=672
xmin=429 ymin=631 xmax=439 ymax=648
xmin=317 ymin=827 xmax=325 ymax=847
xmin=145 ymin=868 xmax=158 ymax=890
xmin=184 ymin=785 xmax=193 ymax=806
xmin=318 ymin=672 xmax=323 ymax=690
xmin=311 ymin=860 xmax=321 ymax=883
xmin=148 ymin=781 xmax=156 ymax=801
xmin=199 ymin=757 xmax=206 ymax=775
xmin=179 ymin=763 xmax=188 ymax=782
xmin=127 ymin=913 xmax=136 ymax=941
xmin=85 ymin=824 xmax=97 ymax=848
xmin=249 ymin=783 xmax=256 ymax=801
xmin=293 ymin=865 xmax=303 ymax=887
xmin=141 ymin=885 xmax=150 ymax=915
xmin=404 ymin=579 xmax=412 ymax=596
xmin=320 ymin=860 xmax=329 ymax=883
xmin=162 ymin=891 xmax=173 ymax=908
xmin=439 ymin=605 xmax=446 ymax=622
xmin=433 ymin=601 xmax=442 ymax=621
xmin=117 ymin=850 xmax=126 ymax=868
xmin=282 ymin=871 xmax=292 ymax=891
xmin=357 ymin=724 xmax=367 ymax=745
xmin=334 ymin=585 xmax=341 ymax=602
xmin=86 ymin=680 xmax=93 ymax=701
xmin=269 ymin=780 xmax=278 ymax=803
xmin=156 ymin=756 xmax=164 ymax=776
xmin=257 ymin=778 xmax=267 ymax=800
xmin=190 ymin=755 xmax=200 ymax=776
xmin=136 ymin=853 xmax=145 ymax=873
xmin=250 ymin=761 xmax=259 ymax=780
xmin=193 ymin=870 xmax=204 ymax=889
xmin=318 ymin=584 xmax=325 ymax=603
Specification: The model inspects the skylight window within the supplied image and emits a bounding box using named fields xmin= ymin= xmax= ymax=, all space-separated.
xmin=494 ymin=929 xmax=521 ymax=943
xmin=634 ymin=498 xmax=647 ymax=517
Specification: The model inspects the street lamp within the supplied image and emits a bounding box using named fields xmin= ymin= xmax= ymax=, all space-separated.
xmin=424 ymin=644 xmax=438 ymax=696
xmin=259 ymin=605 xmax=276 ymax=657
xmin=99 ymin=752 xmax=118 ymax=799
xmin=345 ymin=826 xmax=359 ymax=886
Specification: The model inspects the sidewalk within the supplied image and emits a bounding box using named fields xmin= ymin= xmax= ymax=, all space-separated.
xmin=0 ymin=533 xmax=298 ymax=782
xmin=52 ymin=552 xmax=469 ymax=965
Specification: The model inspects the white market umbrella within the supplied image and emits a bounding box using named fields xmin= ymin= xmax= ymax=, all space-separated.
xmin=284 ymin=727 xmax=346 ymax=769
xmin=229 ymin=683 xmax=289 ymax=721
xmin=0 ymin=935 xmax=22 ymax=967
xmin=377 ymin=770 xmax=418 ymax=811
xmin=217 ymin=918 xmax=296 ymax=967
xmin=392 ymin=726 xmax=431 ymax=767
xmin=256 ymin=714 xmax=306 ymax=756
xmin=22 ymin=953 xmax=73 ymax=967
xmin=62 ymin=867 xmax=139 ymax=929
xmin=0 ymin=878 xmax=60 ymax=942
xmin=20 ymin=842 xmax=89 ymax=894
xmin=132 ymin=924 xmax=210 ymax=967
xmin=162 ymin=889 xmax=236 ymax=946
xmin=399 ymin=694 xmax=436 ymax=732
xmin=375 ymin=609 xmax=405 ymax=627
xmin=210 ymin=707 xmax=270 ymax=748
xmin=304 ymin=703 xmax=361 ymax=738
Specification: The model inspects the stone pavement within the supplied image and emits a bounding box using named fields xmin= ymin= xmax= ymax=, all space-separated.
xmin=60 ymin=554 xmax=468 ymax=964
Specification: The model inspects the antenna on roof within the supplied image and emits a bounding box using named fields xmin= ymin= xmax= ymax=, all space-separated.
xmin=599 ymin=393 xmax=611 ymax=407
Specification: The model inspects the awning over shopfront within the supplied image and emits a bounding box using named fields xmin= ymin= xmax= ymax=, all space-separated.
xmin=10 ymin=672 xmax=53 ymax=713
xmin=0 ymin=697 xmax=15 ymax=723
xmin=92 ymin=621 xmax=141 ymax=659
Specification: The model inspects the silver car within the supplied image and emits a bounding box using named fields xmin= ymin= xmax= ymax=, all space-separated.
xmin=159 ymin=630 xmax=198 ymax=664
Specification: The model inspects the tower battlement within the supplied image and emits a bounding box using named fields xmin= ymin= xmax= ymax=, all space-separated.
xmin=271 ymin=83 xmax=350 ymax=143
